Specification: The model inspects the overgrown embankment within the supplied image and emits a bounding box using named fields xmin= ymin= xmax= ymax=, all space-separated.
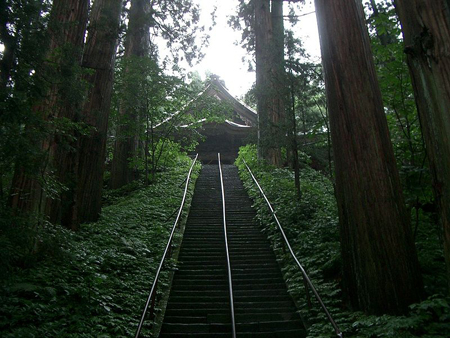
xmin=236 ymin=144 xmax=449 ymax=338
xmin=0 ymin=155 xmax=200 ymax=337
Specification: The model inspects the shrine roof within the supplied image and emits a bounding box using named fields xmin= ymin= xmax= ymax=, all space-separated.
xmin=206 ymin=76 xmax=257 ymax=127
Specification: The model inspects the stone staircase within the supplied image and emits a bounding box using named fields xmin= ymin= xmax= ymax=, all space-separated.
xmin=159 ymin=164 xmax=306 ymax=337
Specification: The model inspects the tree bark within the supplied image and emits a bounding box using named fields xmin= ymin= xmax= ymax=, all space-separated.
xmin=76 ymin=0 xmax=123 ymax=224
xmin=269 ymin=0 xmax=285 ymax=166
xmin=289 ymin=68 xmax=301 ymax=199
xmin=43 ymin=0 xmax=89 ymax=229
xmin=110 ymin=0 xmax=151 ymax=189
xmin=394 ymin=0 xmax=450 ymax=290
xmin=9 ymin=0 xmax=89 ymax=229
xmin=255 ymin=0 xmax=271 ymax=162
xmin=315 ymin=0 xmax=424 ymax=314
xmin=254 ymin=0 xmax=284 ymax=166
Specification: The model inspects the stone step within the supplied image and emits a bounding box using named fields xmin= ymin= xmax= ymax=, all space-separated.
xmin=159 ymin=164 xmax=305 ymax=338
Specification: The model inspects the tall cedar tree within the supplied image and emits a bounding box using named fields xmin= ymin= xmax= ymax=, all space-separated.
xmin=77 ymin=0 xmax=123 ymax=224
xmin=314 ymin=0 xmax=424 ymax=314
xmin=1 ymin=1 xmax=49 ymax=201
xmin=9 ymin=0 xmax=88 ymax=229
xmin=110 ymin=0 xmax=150 ymax=190
xmin=255 ymin=0 xmax=285 ymax=166
xmin=394 ymin=0 xmax=450 ymax=290
xmin=285 ymin=31 xmax=303 ymax=198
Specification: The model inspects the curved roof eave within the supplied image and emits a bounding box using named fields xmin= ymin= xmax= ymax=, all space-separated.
xmin=225 ymin=120 xmax=252 ymax=128
xmin=209 ymin=79 xmax=257 ymax=126
xmin=154 ymin=78 xmax=258 ymax=129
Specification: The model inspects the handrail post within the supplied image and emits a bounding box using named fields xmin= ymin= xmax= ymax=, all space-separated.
xmin=241 ymin=158 xmax=343 ymax=338
xmin=218 ymin=153 xmax=237 ymax=338
xmin=135 ymin=154 xmax=199 ymax=338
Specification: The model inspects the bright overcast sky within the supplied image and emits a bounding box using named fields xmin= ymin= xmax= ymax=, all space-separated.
xmin=191 ymin=0 xmax=321 ymax=98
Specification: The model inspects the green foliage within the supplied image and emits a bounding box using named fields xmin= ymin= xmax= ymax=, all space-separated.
xmin=0 ymin=0 xmax=93 ymax=206
xmin=152 ymin=139 xmax=183 ymax=170
xmin=228 ymin=0 xmax=306 ymax=71
xmin=346 ymin=295 xmax=450 ymax=338
xmin=0 ymin=0 xmax=51 ymax=197
xmin=236 ymin=144 xmax=449 ymax=337
xmin=148 ymin=0 xmax=209 ymax=69
xmin=109 ymin=55 xmax=232 ymax=183
xmin=228 ymin=0 xmax=255 ymax=58
xmin=284 ymin=29 xmax=332 ymax=175
xmin=0 ymin=154 xmax=200 ymax=337
xmin=414 ymin=210 xmax=447 ymax=295
xmin=236 ymin=144 xmax=341 ymax=333
xmin=365 ymin=0 xmax=432 ymax=207
xmin=364 ymin=4 xmax=442 ymax=303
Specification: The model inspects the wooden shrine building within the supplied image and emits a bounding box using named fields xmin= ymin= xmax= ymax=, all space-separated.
xmin=193 ymin=76 xmax=257 ymax=163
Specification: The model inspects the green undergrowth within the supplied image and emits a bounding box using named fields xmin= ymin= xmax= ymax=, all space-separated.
xmin=0 ymin=155 xmax=200 ymax=337
xmin=236 ymin=144 xmax=449 ymax=338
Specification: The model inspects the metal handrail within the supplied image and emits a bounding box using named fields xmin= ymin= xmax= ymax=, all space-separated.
xmin=135 ymin=154 xmax=199 ymax=338
xmin=242 ymin=159 xmax=343 ymax=338
xmin=218 ymin=153 xmax=237 ymax=338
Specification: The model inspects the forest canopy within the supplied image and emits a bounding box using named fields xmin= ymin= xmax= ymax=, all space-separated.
xmin=1 ymin=0 xmax=450 ymax=337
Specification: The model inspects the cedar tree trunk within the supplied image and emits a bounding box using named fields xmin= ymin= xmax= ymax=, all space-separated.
xmin=394 ymin=0 xmax=450 ymax=289
xmin=315 ymin=0 xmax=424 ymax=314
xmin=76 ymin=0 xmax=123 ymax=224
xmin=255 ymin=0 xmax=271 ymax=162
xmin=10 ymin=0 xmax=89 ymax=229
xmin=269 ymin=0 xmax=285 ymax=166
xmin=110 ymin=0 xmax=150 ymax=189
xmin=254 ymin=0 xmax=284 ymax=166
xmin=43 ymin=0 xmax=89 ymax=229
